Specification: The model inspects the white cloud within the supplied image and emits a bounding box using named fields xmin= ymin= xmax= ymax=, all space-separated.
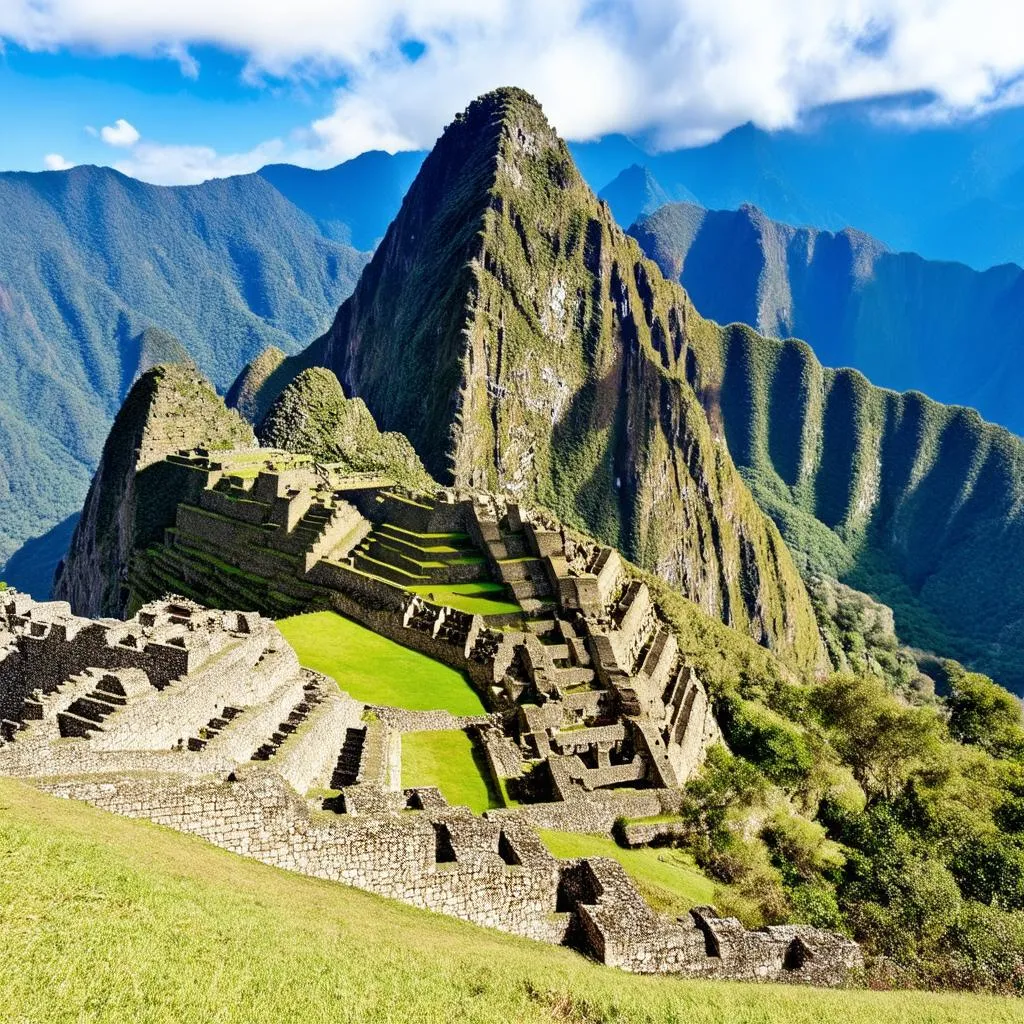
xmin=43 ymin=153 xmax=74 ymax=171
xmin=100 ymin=118 xmax=141 ymax=147
xmin=8 ymin=2 xmax=1024 ymax=181
xmin=112 ymin=139 xmax=286 ymax=186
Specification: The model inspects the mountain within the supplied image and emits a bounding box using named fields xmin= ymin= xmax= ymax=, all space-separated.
xmin=623 ymin=105 xmax=1024 ymax=271
xmin=233 ymin=89 xmax=1024 ymax=694
xmin=231 ymin=88 xmax=826 ymax=676
xmin=630 ymin=201 xmax=1024 ymax=436
xmin=52 ymin=364 xmax=256 ymax=618
xmin=0 ymin=164 xmax=368 ymax=591
xmin=598 ymin=165 xmax=677 ymax=230
xmin=257 ymin=366 xmax=434 ymax=490
xmin=258 ymin=151 xmax=425 ymax=250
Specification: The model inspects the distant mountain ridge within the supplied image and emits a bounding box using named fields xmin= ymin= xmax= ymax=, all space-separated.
xmin=628 ymin=199 xmax=1024 ymax=436
xmin=576 ymin=103 xmax=1024 ymax=271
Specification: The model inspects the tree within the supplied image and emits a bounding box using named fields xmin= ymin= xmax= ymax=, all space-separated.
xmin=946 ymin=665 xmax=1024 ymax=761
xmin=811 ymin=675 xmax=943 ymax=801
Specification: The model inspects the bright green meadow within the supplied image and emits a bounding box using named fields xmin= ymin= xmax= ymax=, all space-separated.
xmin=278 ymin=610 xmax=485 ymax=714
xmin=401 ymin=729 xmax=503 ymax=814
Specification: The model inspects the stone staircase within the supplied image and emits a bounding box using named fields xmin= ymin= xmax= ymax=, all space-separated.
xmin=329 ymin=725 xmax=368 ymax=788
xmin=250 ymin=683 xmax=325 ymax=761
xmin=56 ymin=670 xmax=147 ymax=739
xmin=187 ymin=706 xmax=243 ymax=752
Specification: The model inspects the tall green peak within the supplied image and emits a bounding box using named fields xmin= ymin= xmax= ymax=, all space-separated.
xmin=257 ymin=367 xmax=433 ymax=491
xmin=53 ymin=364 xmax=255 ymax=617
xmin=230 ymin=90 xmax=826 ymax=675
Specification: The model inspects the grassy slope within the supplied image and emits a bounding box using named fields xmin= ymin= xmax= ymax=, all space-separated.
xmin=402 ymin=730 xmax=503 ymax=813
xmin=278 ymin=611 xmax=486 ymax=715
xmin=539 ymin=830 xmax=717 ymax=917
xmin=2 ymin=778 xmax=1019 ymax=1024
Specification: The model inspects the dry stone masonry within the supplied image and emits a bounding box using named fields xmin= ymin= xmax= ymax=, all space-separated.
xmin=1 ymin=450 xmax=862 ymax=986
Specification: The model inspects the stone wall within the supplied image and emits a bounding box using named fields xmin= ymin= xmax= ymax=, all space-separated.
xmin=37 ymin=771 xmax=568 ymax=945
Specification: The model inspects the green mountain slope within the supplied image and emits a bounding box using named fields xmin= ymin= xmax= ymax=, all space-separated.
xmin=233 ymin=88 xmax=825 ymax=676
xmin=0 ymin=165 xmax=366 ymax=582
xmin=630 ymin=200 xmax=1024 ymax=436
xmin=694 ymin=326 xmax=1024 ymax=691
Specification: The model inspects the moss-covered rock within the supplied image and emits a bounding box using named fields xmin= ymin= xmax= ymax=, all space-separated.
xmin=257 ymin=367 xmax=433 ymax=491
xmin=53 ymin=364 xmax=255 ymax=617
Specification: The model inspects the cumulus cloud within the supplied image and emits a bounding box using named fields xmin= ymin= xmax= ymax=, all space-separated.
xmin=100 ymin=118 xmax=141 ymax=147
xmin=8 ymin=1 xmax=1024 ymax=180
xmin=43 ymin=153 xmax=74 ymax=171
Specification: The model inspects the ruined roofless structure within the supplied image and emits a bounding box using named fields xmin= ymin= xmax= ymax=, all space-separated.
xmin=0 ymin=450 xmax=862 ymax=985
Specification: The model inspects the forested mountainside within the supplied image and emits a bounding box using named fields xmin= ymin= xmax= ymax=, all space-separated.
xmin=0 ymin=164 xmax=367 ymax=590
xmin=629 ymin=200 xmax=1024 ymax=437
xmin=233 ymin=88 xmax=1024 ymax=694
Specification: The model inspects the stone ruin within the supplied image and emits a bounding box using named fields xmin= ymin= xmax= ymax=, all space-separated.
xmin=0 ymin=450 xmax=863 ymax=986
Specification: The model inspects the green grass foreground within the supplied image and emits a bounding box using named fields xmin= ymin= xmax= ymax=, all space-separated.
xmin=538 ymin=831 xmax=717 ymax=917
xmin=278 ymin=611 xmax=486 ymax=715
xmin=1 ymin=779 xmax=1018 ymax=1024
xmin=402 ymin=730 xmax=504 ymax=813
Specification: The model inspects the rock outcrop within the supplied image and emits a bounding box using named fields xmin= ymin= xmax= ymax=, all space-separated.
xmin=232 ymin=88 xmax=825 ymax=677
xmin=53 ymin=364 xmax=255 ymax=617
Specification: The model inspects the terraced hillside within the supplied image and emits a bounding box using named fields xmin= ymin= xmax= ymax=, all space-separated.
xmin=231 ymin=88 xmax=825 ymax=678
xmin=233 ymin=88 xmax=1024 ymax=693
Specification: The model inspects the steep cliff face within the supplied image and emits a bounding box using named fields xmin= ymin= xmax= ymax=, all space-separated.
xmin=257 ymin=367 xmax=433 ymax=491
xmin=53 ymin=364 xmax=255 ymax=617
xmin=235 ymin=89 xmax=824 ymax=675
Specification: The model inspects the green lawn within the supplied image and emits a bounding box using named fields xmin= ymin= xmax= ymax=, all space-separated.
xmin=408 ymin=581 xmax=521 ymax=616
xmin=402 ymin=730 xmax=504 ymax=814
xmin=278 ymin=611 xmax=486 ymax=714
xmin=539 ymin=830 xmax=717 ymax=916
xmin=399 ymin=733 xmax=503 ymax=811
xmin=1 ymin=778 xmax=1017 ymax=1024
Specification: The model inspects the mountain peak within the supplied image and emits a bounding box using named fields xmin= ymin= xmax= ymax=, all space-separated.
xmin=229 ymin=90 xmax=826 ymax=675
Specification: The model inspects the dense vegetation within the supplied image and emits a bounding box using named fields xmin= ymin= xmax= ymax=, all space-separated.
xmin=674 ymin=657 xmax=1024 ymax=993
xmin=630 ymin=200 xmax=1024 ymax=436
xmin=6 ymin=777 xmax=1018 ymax=1024
xmin=0 ymin=165 xmax=367 ymax=584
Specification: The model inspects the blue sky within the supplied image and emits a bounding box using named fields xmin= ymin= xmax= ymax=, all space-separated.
xmin=2 ymin=1 xmax=1024 ymax=184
